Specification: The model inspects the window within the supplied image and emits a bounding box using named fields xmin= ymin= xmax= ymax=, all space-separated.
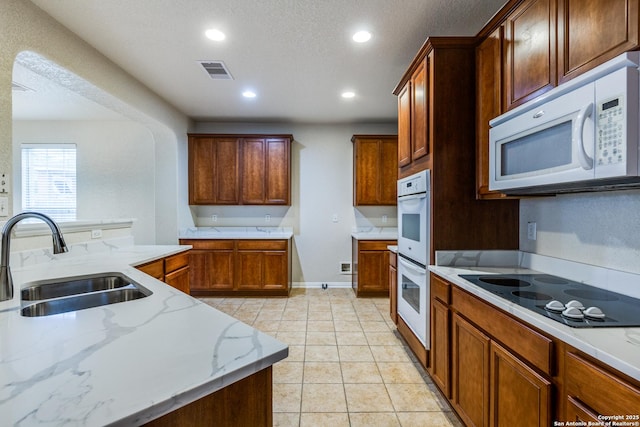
xmin=21 ymin=144 xmax=77 ymax=221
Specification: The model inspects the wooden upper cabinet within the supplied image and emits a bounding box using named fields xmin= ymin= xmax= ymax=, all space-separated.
xmin=395 ymin=57 xmax=429 ymax=173
xmin=189 ymin=136 xmax=240 ymax=205
xmin=411 ymin=57 xmax=429 ymax=162
xmin=352 ymin=135 xmax=398 ymax=206
xmin=558 ymin=0 xmax=640 ymax=84
xmin=397 ymin=83 xmax=412 ymax=168
xmin=476 ymin=27 xmax=507 ymax=199
xmin=188 ymin=134 xmax=291 ymax=205
xmin=504 ymin=0 xmax=557 ymax=110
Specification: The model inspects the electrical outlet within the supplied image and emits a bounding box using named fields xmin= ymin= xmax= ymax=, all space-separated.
xmin=527 ymin=222 xmax=537 ymax=240
xmin=91 ymin=229 xmax=103 ymax=239
xmin=332 ymin=214 xmax=338 ymax=223
xmin=382 ymin=215 xmax=388 ymax=223
xmin=265 ymin=214 xmax=271 ymax=222
xmin=212 ymin=214 xmax=218 ymax=222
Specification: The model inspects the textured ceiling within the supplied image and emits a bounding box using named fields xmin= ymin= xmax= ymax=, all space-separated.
xmin=22 ymin=0 xmax=508 ymax=123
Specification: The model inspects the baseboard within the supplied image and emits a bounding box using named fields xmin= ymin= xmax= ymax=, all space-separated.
xmin=292 ymin=282 xmax=352 ymax=289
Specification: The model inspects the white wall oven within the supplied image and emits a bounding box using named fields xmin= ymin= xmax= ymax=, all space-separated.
xmin=396 ymin=170 xmax=430 ymax=348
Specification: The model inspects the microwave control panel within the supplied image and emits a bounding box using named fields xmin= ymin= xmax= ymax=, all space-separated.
xmin=596 ymin=94 xmax=625 ymax=166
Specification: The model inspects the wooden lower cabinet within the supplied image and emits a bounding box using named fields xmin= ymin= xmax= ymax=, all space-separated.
xmin=180 ymin=239 xmax=291 ymax=296
xmin=352 ymin=239 xmax=397 ymax=297
xmin=432 ymin=272 xmax=640 ymax=426
xmin=490 ymin=341 xmax=551 ymax=426
xmin=564 ymin=351 xmax=640 ymax=421
xmin=452 ymin=313 xmax=490 ymax=427
xmin=145 ymin=366 xmax=272 ymax=427
xmin=136 ymin=250 xmax=190 ymax=294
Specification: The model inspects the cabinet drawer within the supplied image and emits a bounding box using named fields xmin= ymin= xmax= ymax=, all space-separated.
xmin=451 ymin=286 xmax=553 ymax=375
xmin=565 ymin=351 xmax=640 ymax=416
xmin=358 ymin=240 xmax=396 ymax=251
xmin=137 ymin=259 xmax=164 ymax=280
xmin=165 ymin=251 xmax=189 ymax=273
xmin=430 ymin=273 xmax=450 ymax=304
xmin=237 ymin=240 xmax=287 ymax=250
xmin=180 ymin=239 xmax=234 ymax=250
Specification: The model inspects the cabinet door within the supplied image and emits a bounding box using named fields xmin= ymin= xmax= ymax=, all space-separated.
xmin=397 ymin=83 xmax=412 ymax=168
xmin=411 ymin=57 xmax=429 ymax=161
xmin=490 ymin=341 xmax=551 ymax=427
xmin=358 ymin=250 xmax=388 ymax=294
xmin=241 ymin=138 xmax=267 ymax=205
xmin=263 ymin=251 xmax=288 ymax=290
xmin=189 ymin=137 xmax=240 ymax=205
xmin=476 ymin=27 xmax=508 ymax=200
xmin=236 ymin=250 xmax=264 ymax=290
xmin=558 ymin=0 xmax=639 ymax=84
xmin=354 ymin=138 xmax=381 ymax=205
xmin=165 ymin=266 xmax=190 ymax=294
xmin=430 ymin=298 xmax=450 ymax=398
xmin=452 ymin=313 xmax=490 ymax=427
xmin=504 ymin=0 xmax=556 ymax=110
xmin=379 ymin=137 xmax=398 ymax=204
xmin=189 ymin=250 xmax=234 ymax=291
xmin=265 ymin=138 xmax=290 ymax=205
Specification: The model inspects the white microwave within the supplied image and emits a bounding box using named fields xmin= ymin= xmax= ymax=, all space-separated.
xmin=489 ymin=52 xmax=640 ymax=195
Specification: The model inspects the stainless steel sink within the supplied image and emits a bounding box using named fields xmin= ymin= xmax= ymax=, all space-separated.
xmin=21 ymin=273 xmax=137 ymax=301
xmin=20 ymin=273 xmax=152 ymax=317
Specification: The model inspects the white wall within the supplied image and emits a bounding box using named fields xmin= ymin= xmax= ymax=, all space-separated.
xmin=191 ymin=122 xmax=398 ymax=284
xmin=13 ymin=120 xmax=157 ymax=244
xmin=0 ymin=0 xmax=191 ymax=246
xmin=520 ymin=190 xmax=640 ymax=274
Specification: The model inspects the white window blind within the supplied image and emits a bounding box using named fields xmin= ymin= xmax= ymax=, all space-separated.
xmin=21 ymin=144 xmax=77 ymax=221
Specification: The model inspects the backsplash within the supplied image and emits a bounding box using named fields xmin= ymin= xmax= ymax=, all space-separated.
xmin=519 ymin=189 xmax=640 ymax=275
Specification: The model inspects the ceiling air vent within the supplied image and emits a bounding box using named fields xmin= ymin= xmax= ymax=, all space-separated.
xmin=12 ymin=81 xmax=34 ymax=92
xmin=198 ymin=61 xmax=233 ymax=80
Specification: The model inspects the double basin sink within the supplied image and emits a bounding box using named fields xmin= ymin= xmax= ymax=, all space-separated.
xmin=20 ymin=273 xmax=152 ymax=317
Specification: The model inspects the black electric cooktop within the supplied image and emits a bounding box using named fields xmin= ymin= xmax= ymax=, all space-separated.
xmin=459 ymin=274 xmax=640 ymax=328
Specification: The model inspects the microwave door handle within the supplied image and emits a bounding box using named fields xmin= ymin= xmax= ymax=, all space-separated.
xmin=574 ymin=102 xmax=594 ymax=170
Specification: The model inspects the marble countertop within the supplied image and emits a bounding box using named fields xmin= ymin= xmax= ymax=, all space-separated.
xmin=0 ymin=245 xmax=288 ymax=426
xmin=429 ymin=251 xmax=640 ymax=382
xmin=351 ymin=227 xmax=398 ymax=240
xmin=179 ymin=226 xmax=293 ymax=240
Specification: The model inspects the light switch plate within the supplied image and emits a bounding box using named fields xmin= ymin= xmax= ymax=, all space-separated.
xmin=0 ymin=173 xmax=8 ymax=194
xmin=527 ymin=222 xmax=537 ymax=240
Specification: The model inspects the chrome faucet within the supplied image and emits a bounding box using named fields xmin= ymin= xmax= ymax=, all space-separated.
xmin=0 ymin=212 xmax=68 ymax=301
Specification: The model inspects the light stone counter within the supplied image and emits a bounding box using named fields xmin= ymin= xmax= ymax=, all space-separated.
xmin=0 ymin=244 xmax=288 ymax=426
xmin=179 ymin=226 xmax=293 ymax=240
xmin=351 ymin=227 xmax=398 ymax=240
xmin=429 ymin=250 xmax=640 ymax=382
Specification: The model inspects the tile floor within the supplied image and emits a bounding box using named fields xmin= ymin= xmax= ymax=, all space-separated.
xmin=200 ymin=288 xmax=462 ymax=427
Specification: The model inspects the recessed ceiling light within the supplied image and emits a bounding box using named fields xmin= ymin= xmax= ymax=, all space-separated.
xmin=242 ymin=90 xmax=257 ymax=98
xmin=341 ymin=91 xmax=356 ymax=99
xmin=205 ymin=29 xmax=226 ymax=41
xmin=352 ymin=31 xmax=372 ymax=43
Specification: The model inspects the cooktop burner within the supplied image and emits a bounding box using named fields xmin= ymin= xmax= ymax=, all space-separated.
xmin=459 ymin=273 xmax=640 ymax=328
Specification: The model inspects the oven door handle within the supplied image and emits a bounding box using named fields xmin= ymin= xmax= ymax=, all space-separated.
xmin=398 ymin=257 xmax=427 ymax=275
xmin=397 ymin=192 xmax=427 ymax=202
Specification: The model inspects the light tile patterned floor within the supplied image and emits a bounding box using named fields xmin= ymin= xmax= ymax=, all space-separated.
xmin=200 ymin=288 xmax=463 ymax=427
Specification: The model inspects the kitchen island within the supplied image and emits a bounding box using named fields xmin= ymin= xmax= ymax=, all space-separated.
xmin=0 ymin=244 xmax=288 ymax=426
